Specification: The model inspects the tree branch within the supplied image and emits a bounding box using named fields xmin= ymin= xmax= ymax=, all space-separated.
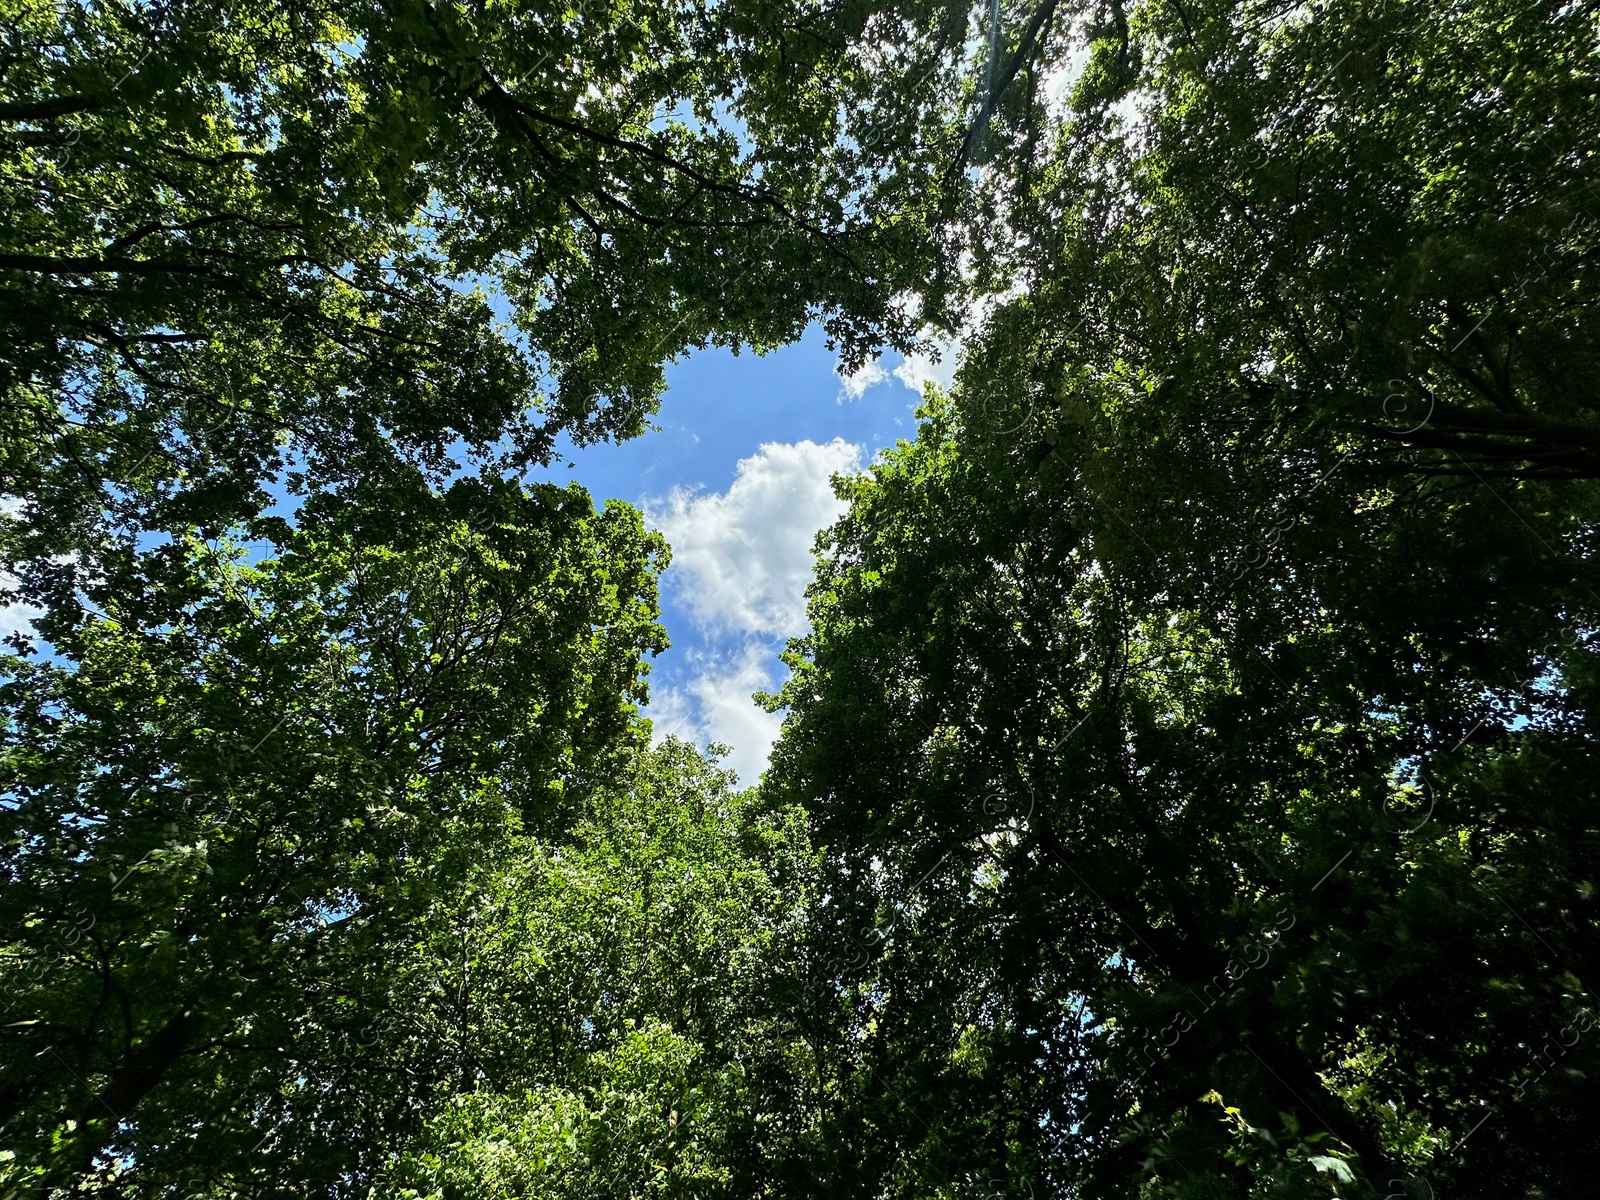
xmin=957 ymin=0 xmax=1064 ymax=171
xmin=0 ymin=95 xmax=102 ymax=122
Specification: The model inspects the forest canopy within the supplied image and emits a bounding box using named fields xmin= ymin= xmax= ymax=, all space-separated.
xmin=2 ymin=0 xmax=1597 ymax=1198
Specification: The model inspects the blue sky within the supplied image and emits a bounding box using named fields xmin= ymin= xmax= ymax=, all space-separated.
xmin=532 ymin=324 xmax=955 ymax=784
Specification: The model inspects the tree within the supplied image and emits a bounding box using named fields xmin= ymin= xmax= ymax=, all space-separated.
xmin=0 ymin=0 xmax=973 ymax=620
xmin=11 ymin=0 xmax=1600 ymax=1195
xmin=0 ymin=3 xmax=988 ymax=1192
xmin=766 ymin=2 xmax=1600 ymax=1190
xmin=770 ymin=375 xmax=1600 ymax=1197
xmin=0 ymin=471 xmax=668 ymax=1194
xmin=964 ymin=0 xmax=1600 ymax=482
xmin=379 ymin=739 xmax=827 ymax=1200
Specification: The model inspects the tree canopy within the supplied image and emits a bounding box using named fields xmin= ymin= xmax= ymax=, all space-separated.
xmin=768 ymin=0 xmax=1600 ymax=1194
xmin=1 ymin=0 xmax=972 ymax=614
xmin=2 ymin=473 xmax=669 ymax=1190
xmin=5 ymin=0 xmax=1600 ymax=1197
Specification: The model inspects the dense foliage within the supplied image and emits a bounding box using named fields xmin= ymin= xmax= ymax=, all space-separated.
xmin=5 ymin=0 xmax=1599 ymax=1197
xmin=771 ymin=0 xmax=1600 ymax=1196
xmin=1 ymin=475 xmax=669 ymax=1190
xmin=0 ymin=0 xmax=969 ymax=617
xmin=773 ymin=392 xmax=1600 ymax=1197
xmin=2 ymin=3 xmax=966 ymax=1190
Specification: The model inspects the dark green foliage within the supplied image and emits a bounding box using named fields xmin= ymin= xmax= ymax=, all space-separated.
xmin=769 ymin=1 xmax=1600 ymax=1195
xmin=6 ymin=0 xmax=1600 ymax=1196
xmin=772 ymin=388 xmax=1600 ymax=1197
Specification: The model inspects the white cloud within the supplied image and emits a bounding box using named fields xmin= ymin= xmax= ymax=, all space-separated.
xmin=892 ymin=334 xmax=961 ymax=395
xmin=837 ymin=357 xmax=890 ymax=400
xmin=645 ymin=679 xmax=702 ymax=745
xmin=835 ymin=340 xmax=961 ymax=403
xmin=649 ymin=642 xmax=786 ymax=785
xmin=644 ymin=439 xmax=864 ymax=785
xmin=647 ymin=438 xmax=862 ymax=639
xmin=0 ymin=497 xmax=41 ymax=645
